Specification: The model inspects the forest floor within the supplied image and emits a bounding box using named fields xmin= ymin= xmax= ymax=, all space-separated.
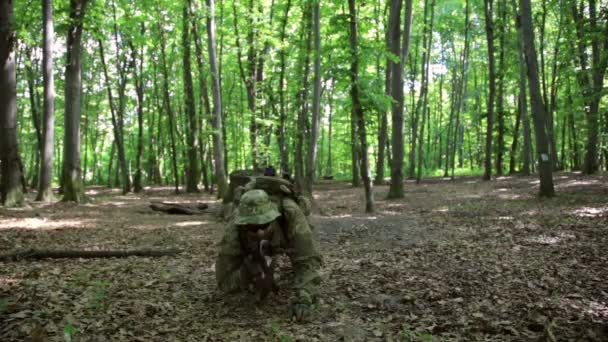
xmin=1 ymin=172 xmax=607 ymax=341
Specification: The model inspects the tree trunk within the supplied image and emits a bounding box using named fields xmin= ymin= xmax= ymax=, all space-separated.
xmin=131 ymin=23 xmax=145 ymax=193
xmin=296 ymin=3 xmax=312 ymax=191
xmin=348 ymin=0 xmax=374 ymax=213
xmin=511 ymin=0 xmax=532 ymax=176
xmin=417 ymin=0 xmax=436 ymax=183
xmin=495 ymin=0 xmax=506 ymax=176
xmin=110 ymin=0 xmax=131 ymax=194
xmin=483 ymin=0 xmax=496 ymax=181
xmin=62 ymin=0 xmax=88 ymax=203
xmin=409 ymin=0 xmax=431 ymax=180
xmin=206 ymin=0 xmax=228 ymax=198
xmin=572 ymin=0 xmax=608 ymax=174
xmin=159 ymin=23 xmax=180 ymax=193
xmin=387 ymin=0 xmax=406 ymax=199
xmin=519 ymin=0 xmax=555 ymax=197
xmin=304 ymin=1 xmax=321 ymax=196
xmin=25 ymin=49 xmax=42 ymax=191
xmin=509 ymin=97 xmax=522 ymax=174
xmin=98 ymin=39 xmax=129 ymax=194
xmin=277 ymin=0 xmax=291 ymax=175
xmin=0 ymin=0 xmax=24 ymax=207
xmin=183 ymin=1 xmax=199 ymax=193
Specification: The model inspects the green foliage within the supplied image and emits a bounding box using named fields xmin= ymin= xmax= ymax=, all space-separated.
xmin=86 ymin=280 xmax=110 ymax=311
xmin=63 ymin=323 xmax=79 ymax=342
xmin=269 ymin=322 xmax=293 ymax=342
xmin=10 ymin=0 xmax=605 ymax=193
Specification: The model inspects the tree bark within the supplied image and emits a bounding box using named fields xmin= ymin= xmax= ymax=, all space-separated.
xmin=348 ymin=0 xmax=374 ymax=213
xmin=62 ymin=0 xmax=88 ymax=203
xmin=495 ymin=0 xmax=506 ymax=176
xmin=483 ymin=0 xmax=496 ymax=181
xmin=206 ymin=0 xmax=228 ymax=198
xmin=0 ymin=0 xmax=24 ymax=207
xmin=519 ymin=0 xmax=555 ymax=197
xmin=131 ymin=24 xmax=146 ymax=193
xmin=110 ymin=0 xmax=131 ymax=194
xmin=277 ymin=0 xmax=292 ymax=174
xmin=295 ymin=3 xmax=313 ymax=191
xmin=183 ymin=1 xmax=199 ymax=193
xmin=511 ymin=0 xmax=531 ymax=175
xmin=158 ymin=23 xmax=180 ymax=193
xmin=304 ymin=1 xmax=321 ymax=196
xmin=387 ymin=0 xmax=406 ymax=199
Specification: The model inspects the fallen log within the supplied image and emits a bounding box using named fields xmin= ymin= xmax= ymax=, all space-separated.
xmin=149 ymin=201 xmax=208 ymax=215
xmin=0 ymin=248 xmax=183 ymax=262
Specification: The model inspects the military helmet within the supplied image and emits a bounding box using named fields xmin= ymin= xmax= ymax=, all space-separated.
xmin=234 ymin=189 xmax=281 ymax=225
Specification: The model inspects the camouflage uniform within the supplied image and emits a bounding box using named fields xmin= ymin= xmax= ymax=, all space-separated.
xmin=215 ymin=190 xmax=321 ymax=306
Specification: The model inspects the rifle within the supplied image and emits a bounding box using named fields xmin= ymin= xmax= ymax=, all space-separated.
xmin=244 ymin=239 xmax=278 ymax=302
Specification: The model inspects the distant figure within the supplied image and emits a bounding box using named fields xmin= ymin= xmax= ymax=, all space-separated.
xmin=282 ymin=167 xmax=291 ymax=181
xmin=264 ymin=165 xmax=277 ymax=177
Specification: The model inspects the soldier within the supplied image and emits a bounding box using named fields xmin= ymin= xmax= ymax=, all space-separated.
xmin=215 ymin=189 xmax=321 ymax=321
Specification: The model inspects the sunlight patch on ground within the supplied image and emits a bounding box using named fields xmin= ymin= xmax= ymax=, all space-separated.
xmin=558 ymin=179 xmax=601 ymax=188
xmin=464 ymin=180 xmax=478 ymax=184
xmin=0 ymin=277 xmax=22 ymax=288
xmin=498 ymin=193 xmax=522 ymax=200
xmin=496 ymin=176 xmax=514 ymax=180
xmin=0 ymin=218 xmax=91 ymax=230
xmin=527 ymin=232 xmax=576 ymax=245
xmin=328 ymin=214 xmax=353 ymax=218
xmin=560 ymin=297 xmax=608 ymax=320
xmin=433 ymin=206 xmax=449 ymax=213
xmin=572 ymin=206 xmax=608 ymax=217
xmin=498 ymin=216 xmax=514 ymax=220
xmin=174 ymin=221 xmax=209 ymax=227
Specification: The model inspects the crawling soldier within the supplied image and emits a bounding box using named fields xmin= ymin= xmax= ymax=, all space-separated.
xmin=215 ymin=188 xmax=321 ymax=321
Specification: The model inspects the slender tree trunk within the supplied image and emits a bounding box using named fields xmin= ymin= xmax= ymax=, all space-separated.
xmin=304 ymin=1 xmax=321 ymax=196
xmin=495 ymin=0 xmax=506 ymax=176
xmin=483 ymin=0 xmax=496 ymax=181
xmin=206 ymin=0 xmax=228 ymax=198
xmin=348 ymin=0 xmax=374 ymax=213
xmin=183 ymin=1 xmax=199 ymax=192
xmin=159 ymin=24 xmax=180 ymax=193
xmin=409 ymin=0 xmax=431 ymax=179
xmin=62 ymin=0 xmax=88 ymax=203
xmin=511 ymin=0 xmax=532 ymax=175
xmin=417 ymin=0 xmax=435 ymax=182
xmin=277 ymin=0 xmax=291 ymax=174
xmin=519 ymin=0 xmax=555 ymax=197
xmin=509 ymin=98 xmax=522 ymax=174
xmin=326 ymin=84 xmax=334 ymax=176
xmin=110 ymin=0 xmax=131 ymax=194
xmin=131 ymin=24 xmax=145 ymax=193
xmin=387 ymin=0 xmax=406 ymax=199
xmin=0 ymin=0 xmax=24 ymax=206
xmin=296 ymin=3 xmax=312 ymax=190
xmin=25 ymin=49 xmax=42 ymax=191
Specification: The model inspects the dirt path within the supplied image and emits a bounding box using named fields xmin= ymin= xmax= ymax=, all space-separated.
xmin=1 ymin=173 xmax=607 ymax=341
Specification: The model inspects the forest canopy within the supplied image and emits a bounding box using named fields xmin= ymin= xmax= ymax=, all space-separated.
xmin=1 ymin=0 xmax=607 ymax=207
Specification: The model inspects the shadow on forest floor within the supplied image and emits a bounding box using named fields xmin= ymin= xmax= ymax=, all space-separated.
xmin=1 ymin=172 xmax=607 ymax=341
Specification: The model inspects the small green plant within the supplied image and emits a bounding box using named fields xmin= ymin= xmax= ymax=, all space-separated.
xmin=270 ymin=322 xmax=293 ymax=342
xmin=0 ymin=297 xmax=8 ymax=313
xmin=400 ymin=324 xmax=434 ymax=342
xmin=87 ymin=280 xmax=110 ymax=310
xmin=63 ymin=323 xmax=78 ymax=342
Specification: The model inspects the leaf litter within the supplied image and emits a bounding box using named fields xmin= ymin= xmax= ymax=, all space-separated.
xmin=0 ymin=174 xmax=607 ymax=341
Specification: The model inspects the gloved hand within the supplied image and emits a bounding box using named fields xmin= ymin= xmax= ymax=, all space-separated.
xmin=289 ymin=302 xmax=310 ymax=322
